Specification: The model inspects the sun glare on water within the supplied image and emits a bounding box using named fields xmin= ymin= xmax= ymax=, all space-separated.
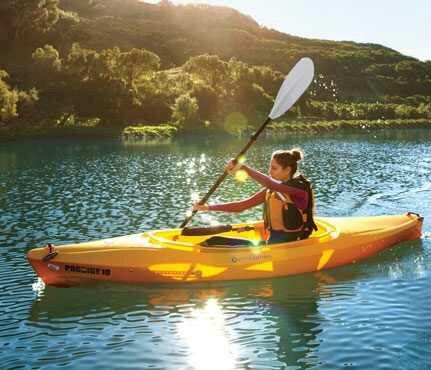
xmin=178 ymin=298 xmax=239 ymax=370
xmin=190 ymin=191 xmax=200 ymax=203
xmin=32 ymin=277 xmax=46 ymax=298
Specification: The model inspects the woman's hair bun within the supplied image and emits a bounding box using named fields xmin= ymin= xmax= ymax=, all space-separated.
xmin=291 ymin=149 xmax=303 ymax=162
xmin=272 ymin=148 xmax=303 ymax=172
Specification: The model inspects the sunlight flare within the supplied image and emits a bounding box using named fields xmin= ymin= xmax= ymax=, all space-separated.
xmin=178 ymin=298 xmax=239 ymax=370
xmin=234 ymin=169 xmax=248 ymax=182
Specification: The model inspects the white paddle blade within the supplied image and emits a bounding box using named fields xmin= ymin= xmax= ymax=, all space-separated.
xmin=269 ymin=57 xmax=315 ymax=120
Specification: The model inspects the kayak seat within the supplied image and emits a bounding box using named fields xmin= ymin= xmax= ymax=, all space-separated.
xmin=199 ymin=236 xmax=258 ymax=247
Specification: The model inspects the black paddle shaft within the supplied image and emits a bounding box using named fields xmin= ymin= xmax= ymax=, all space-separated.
xmin=179 ymin=117 xmax=272 ymax=228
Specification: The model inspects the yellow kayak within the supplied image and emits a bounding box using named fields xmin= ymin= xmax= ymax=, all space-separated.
xmin=27 ymin=213 xmax=423 ymax=287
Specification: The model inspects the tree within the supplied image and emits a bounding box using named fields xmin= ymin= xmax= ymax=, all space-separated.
xmin=0 ymin=0 xmax=60 ymax=47
xmin=190 ymin=81 xmax=219 ymax=121
xmin=0 ymin=70 xmax=38 ymax=122
xmin=119 ymin=48 xmax=160 ymax=90
xmin=183 ymin=54 xmax=229 ymax=91
xmin=0 ymin=71 xmax=19 ymax=121
xmin=66 ymin=43 xmax=100 ymax=81
xmin=171 ymin=93 xmax=198 ymax=130
xmin=32 ymin=44 xmax=63 ymax=73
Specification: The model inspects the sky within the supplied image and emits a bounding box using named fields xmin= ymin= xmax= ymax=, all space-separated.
xmin=147 ymin=0 xmax=430 ymax=61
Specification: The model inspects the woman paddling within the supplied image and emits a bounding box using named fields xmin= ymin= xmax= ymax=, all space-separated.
xmin=193 ymin=149 xmax=317 ymax=246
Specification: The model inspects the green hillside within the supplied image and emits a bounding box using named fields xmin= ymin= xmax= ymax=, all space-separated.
xmin=1 ymin=0 xmax=430 ymax=138
xmin=55 ymin=0 xmax=431 ymax=98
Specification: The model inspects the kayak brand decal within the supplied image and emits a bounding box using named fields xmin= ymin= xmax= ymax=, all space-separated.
xmin=155 ymin=270 xmax=202 ymax=278
xmin=231 ymin=254 xmax=270 ymax=263
xmin=47 ymin=263 xmax=60 ymax=272
xmin=65 ymin=264 xmax=111 ymax=276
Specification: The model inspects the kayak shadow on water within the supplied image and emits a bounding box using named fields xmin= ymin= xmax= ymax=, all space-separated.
xmin=25 ymin=239 xmax=425 ymax=368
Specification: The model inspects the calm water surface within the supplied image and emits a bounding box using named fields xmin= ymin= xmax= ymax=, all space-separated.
xmin=1 ymin=130 xmax=430 ymax=369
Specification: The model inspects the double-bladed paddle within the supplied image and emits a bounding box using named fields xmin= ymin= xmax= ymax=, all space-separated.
xmin=180 ymin=57 xmax=315 ymax=229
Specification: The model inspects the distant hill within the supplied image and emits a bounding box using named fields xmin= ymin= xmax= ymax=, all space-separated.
xmin=52 ymin=0 xmax=431 ymax=100
xmin=0 ymin=0 xmax=430 ymax=135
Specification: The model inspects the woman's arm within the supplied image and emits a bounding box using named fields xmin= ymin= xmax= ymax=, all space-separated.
xmin=242 ymin=165 xmax=304 ymax=194
xmin=207 ymin=189 xmax=266 ymax=213
xmin=242 ymin=165 xmax=308 ymax=209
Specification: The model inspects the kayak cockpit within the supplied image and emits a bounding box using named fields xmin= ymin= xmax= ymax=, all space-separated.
xmin=146 ymin=218 xmax=337 ymax=249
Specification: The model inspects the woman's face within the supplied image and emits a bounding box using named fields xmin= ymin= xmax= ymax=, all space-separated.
xmin=269 ymin=158 xmax=291 ymax=181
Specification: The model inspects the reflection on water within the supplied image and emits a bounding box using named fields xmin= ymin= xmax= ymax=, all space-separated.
xmin=1 ymin=130 xmax=431 ymax=369
xmin=178 ymin=298 xmax=239 ymax=370
xmin=26 ymin=276 xmax=327 ymax=368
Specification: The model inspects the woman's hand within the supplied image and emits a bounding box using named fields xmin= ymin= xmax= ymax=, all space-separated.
xmin=193 ymin=202 xmax=209 ymax=212
xmin=226 ymin=159 xmax=242 ymax=175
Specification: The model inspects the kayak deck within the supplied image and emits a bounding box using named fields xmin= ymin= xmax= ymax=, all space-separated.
xmin=27 ymin=213 xmax=423 ymax=286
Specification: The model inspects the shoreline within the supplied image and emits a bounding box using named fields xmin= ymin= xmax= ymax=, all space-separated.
xmin=1 ymin=119 xmax=430 ymax=142
xmin=268 ymin=118 xmax=431 ymax=133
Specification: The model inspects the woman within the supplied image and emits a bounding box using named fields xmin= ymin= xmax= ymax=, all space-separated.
xmin=193 ymin=149 xmax=317 ymax=246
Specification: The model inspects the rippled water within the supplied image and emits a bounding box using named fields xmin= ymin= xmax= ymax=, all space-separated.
xmin=1 ymin=129 xmax=430 ymax=369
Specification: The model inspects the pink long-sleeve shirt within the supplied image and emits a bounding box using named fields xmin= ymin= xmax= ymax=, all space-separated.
xmin=208 ymin=165 xmax=308 ymax=212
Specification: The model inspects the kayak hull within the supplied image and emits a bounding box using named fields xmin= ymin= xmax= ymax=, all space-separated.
xmin=27 ymin=213 xmax=423 ymax=287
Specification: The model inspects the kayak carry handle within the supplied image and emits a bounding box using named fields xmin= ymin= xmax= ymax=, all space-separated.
xmin=407 ymin=212 xmax=420 ymax=217
xmin=407 ymin=212 xmax=424 ymax=222
xmin=42 ymin=243 xmax=58 ymax=262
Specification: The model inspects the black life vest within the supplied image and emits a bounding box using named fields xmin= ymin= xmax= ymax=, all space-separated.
xmin=263 ymin=175 xmax=317 ymax=239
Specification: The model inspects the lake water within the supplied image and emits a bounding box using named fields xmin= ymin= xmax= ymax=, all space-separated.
xmin=1 ymin=129 xmax=430 ymax=369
